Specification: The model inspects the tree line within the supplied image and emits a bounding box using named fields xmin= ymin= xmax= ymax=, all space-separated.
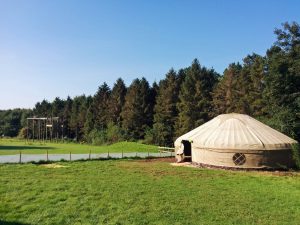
xmin=1 ymin=22 xmax=299 ymax=146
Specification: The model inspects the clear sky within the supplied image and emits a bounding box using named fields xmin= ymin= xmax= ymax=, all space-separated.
xmin=1 ymin=0 xmax=300 ymax=109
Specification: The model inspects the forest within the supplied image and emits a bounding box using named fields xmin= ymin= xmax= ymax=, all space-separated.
xmin=1 ymin=22 xmax=299 ymax=146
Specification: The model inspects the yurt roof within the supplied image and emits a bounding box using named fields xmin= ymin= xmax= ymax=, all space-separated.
xmin=174 ymin=113 xmax=298 ymax=150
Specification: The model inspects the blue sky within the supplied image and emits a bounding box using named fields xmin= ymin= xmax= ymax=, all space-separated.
xmin=1 ymin=0 xmax=300 ymax=109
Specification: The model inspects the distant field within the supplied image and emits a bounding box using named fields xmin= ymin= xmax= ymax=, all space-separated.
xmin=1 ymin=159 xmax=300 ymax=225
xmin=0 ymin=138 xmax=158 ymax=155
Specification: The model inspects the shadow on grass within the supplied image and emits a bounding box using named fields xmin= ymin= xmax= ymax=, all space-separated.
xmin=0 ymin=145 xmax=55 ymax=151
xmin=0 ymin=220 xmax=30 ymax=225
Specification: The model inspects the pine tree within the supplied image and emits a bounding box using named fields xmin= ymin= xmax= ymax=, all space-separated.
xmin=241 ymin=54 xmax=266 ymax=116
xmin=146 ymin=80 xmax=158 ymax=128
xmin=83 ymin=105 xmax=94 ymax=141
xmin=177 ymin=68 xmax=187 ymax=86
xmin=93 ymin=83 xmax=111 ymax=130
xmin=150 ymin=81 xmax=159 ymax=112
xmin=212 ymin=63 xmax=242 ymax=114
xmin=69 ymin=97 xmax=80 ymax=140
xmin=51 ymin=97 xmax=65 ymax=118
xmin=70 ymin=95 xmax=88 ymax=141
xmin=263 ymin=22 xmax=300 ymax=140
xmin=63 ymin=96 xmax=73 ymax=138
xmin=153 ymin=69 xmax=182 ymax=146
xmin=108 ymin=78 xmax=127 ymax=126
xmin=33 ymin=100 xmax=51 ymax=117
xmin=176 ymin=59 xmax=218 ymax=136
xmin=121 ymin=78 xmax=153 ymax=139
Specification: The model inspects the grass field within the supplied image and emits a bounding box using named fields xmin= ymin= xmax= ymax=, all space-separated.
xmin=1 ymin=159 xmax=300 ymax=225
xmin=0 ymin=138 xmax=158 ymax=155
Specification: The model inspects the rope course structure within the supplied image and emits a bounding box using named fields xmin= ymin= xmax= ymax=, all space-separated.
xmin=26 ymin=117 xmax=63 ymax=142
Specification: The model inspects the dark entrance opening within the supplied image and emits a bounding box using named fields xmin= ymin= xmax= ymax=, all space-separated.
xmin=182 ymin=140 xmax=192 ymax=162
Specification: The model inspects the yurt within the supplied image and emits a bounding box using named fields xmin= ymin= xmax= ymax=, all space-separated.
xmin=174 ymin=113 xmax=298 ymax=169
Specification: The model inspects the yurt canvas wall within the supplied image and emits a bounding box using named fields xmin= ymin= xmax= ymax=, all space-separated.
xmin=174 ymin=113 xmax=298 ymax=169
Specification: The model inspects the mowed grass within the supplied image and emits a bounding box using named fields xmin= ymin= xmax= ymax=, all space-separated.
xmin=1 ymin=159 xmax=300 ymax=225
xmin=0 ymin=138 xmax=158 ymax=155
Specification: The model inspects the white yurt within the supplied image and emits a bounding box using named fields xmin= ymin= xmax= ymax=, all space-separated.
xmin=174 ymin=113 xmax=298 ymax=169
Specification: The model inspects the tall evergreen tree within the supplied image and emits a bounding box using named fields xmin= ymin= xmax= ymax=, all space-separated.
xmin=213 ymin=56 xmax=266 ymax=117
xmin=69 ymin=95 xmax=89 ymax=141
xmin=52 ymin=97 xmax=65 ymax=118
xmin=92 ymin=83 xmax=111 ymax=130
xmin=33 ymin=100 xmax=51 ymax=117
xmin=212 ymin=63 xmax=242 ymax=114
xmin=83 ymin=104 xmax=96 ymax=142
xmin=263 ymin=22 xmax=300 ymax=140
xmin=153 ymin=69 xmax=182 ymax=145
xmin=121 ymin=78 xmax=153 ymax=139
xmin=177 ymin=68 xmax=187 ymax=86
xmin=63 ymin=96 xmax=73 ymax=138
xmin=176 ymin=59 xmax=218 ymax=136
xmin=241 ymin=54 xmax=266 ymax=116
xmin=108 ymin=78 xmax=127 ymax=125
xmin=147 ymin=81 xmax=158 ymax=128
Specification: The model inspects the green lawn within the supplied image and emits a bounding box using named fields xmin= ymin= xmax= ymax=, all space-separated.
xmin=0 ymin=138 xmax=158 ymax=155
xmin=0 ymin=159 xmax=300 ymax=225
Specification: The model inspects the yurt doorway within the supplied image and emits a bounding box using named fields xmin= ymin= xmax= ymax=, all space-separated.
xmin=182 ymin=140 xmax=192 ymax=161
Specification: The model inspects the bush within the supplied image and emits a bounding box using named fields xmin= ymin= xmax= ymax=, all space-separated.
xmin=17 ymin=127 xmax=28 ymax=139
xmin=86 ymin=129 xmax=107 ymax=145
xmin=106 ymin=122 xmax=124 ymax=144
xmin=143 ymin=127 xmax=155 ymax=145
xmin=85 ymin=123 xmax=124 ymax=145
xmin=291 ymin=143 xmax=300 ymax=169
xmin=261 ymin=108 xmax=299 ymax=141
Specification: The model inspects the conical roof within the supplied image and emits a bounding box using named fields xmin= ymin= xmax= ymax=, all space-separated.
xmin=174 ymin=113 xmax=297 ymax=150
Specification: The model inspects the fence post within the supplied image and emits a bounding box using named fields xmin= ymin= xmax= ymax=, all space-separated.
xmin=122 ymin=149 xmax=124 ymax=158
xmin=69 ymin=152 xmax=71 ymax=161
xmin=19 ymin=150 xmax=22 ymax=163
xmin=160 ymin=150 xmax=161 ymax=157
xmin=148 ymin=150 xmax=149 ymax=157
xmin=46 ymin=149 xmax=49 ymax=161
xmin=89 ymin=149 xmax=91 ymax=160
xmin=107 ymin=149 xmax=110 ymax=158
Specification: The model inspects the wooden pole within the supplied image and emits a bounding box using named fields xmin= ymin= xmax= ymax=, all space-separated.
xmin=122 ymin=149 xmax=124 ymax=158
xmin=46 ymin=149 xmax=49 ymax=161
xmin=32 ymin=120 xmax=35 ymax=142
xmin=26 ymin=119 xmax=29 ymax=143
xmin=38 ymin=119 xmax=41 ymax=142
xmin=41 ymin=120 xmax=43 ymax=143
xmin=43 ymin=119 xmax=45 ymax=143
xmin=69 ymin=151 xmax=71 ymax=161
xmin=107 ymin=149 xmax=110 ymax=158
xmin=19 ymin=150 xmax=22 ymax=163
xmin=61 ymin=124 xmax=64 ymax=142
xmin=51 ymin=118 xmax=53 ymax=142
xmin=75 ymin=124 xmax=78 ymax=143
xmin=89 ymin=149 xmax=91 ymax=160
xmin=56 ymin=119 xmax=59 ymax=143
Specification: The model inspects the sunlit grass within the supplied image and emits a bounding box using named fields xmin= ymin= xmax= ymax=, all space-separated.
xmin=0 ymin=138 xmax=158 ymax=155
xmin=0 ymin=159 xmax=300 ymax=225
